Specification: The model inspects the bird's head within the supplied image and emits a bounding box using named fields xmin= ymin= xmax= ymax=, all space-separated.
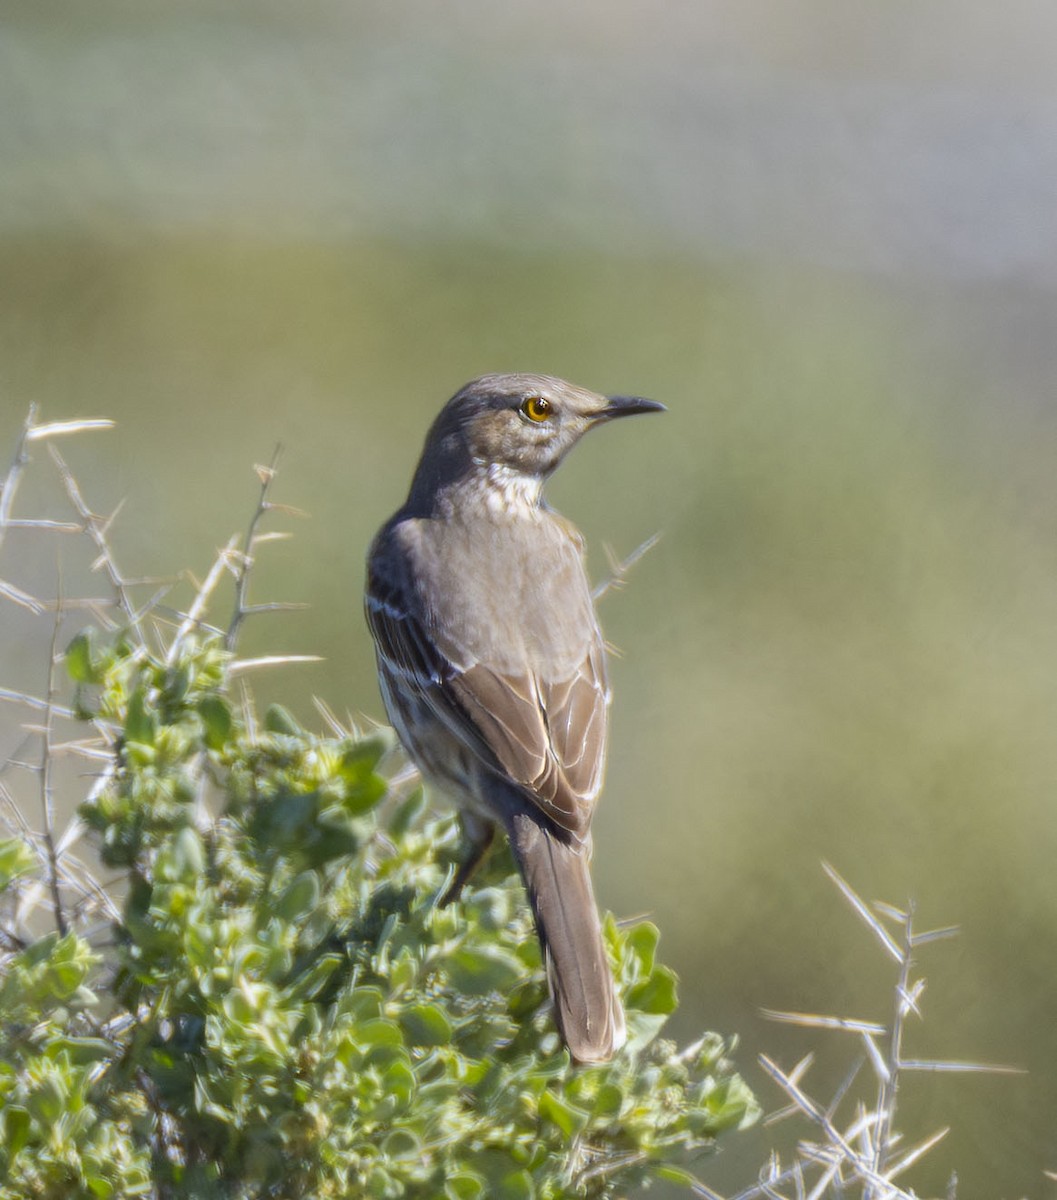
xmin=407 ymin=374 xmax=664 ymax=511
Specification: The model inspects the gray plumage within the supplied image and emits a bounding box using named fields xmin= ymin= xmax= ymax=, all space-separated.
xmin=365 ymin=372 xmax=663 ymax=1063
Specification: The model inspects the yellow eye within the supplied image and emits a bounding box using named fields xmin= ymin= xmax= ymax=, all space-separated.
xmin=520 ymin=396 xmax=552 ymax=422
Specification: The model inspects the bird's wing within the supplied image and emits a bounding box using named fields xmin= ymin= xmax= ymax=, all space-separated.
xmin=446 ymin=647 xmax=607 ymax=839
xmin=366 ymin=530 xmax=607 ymax=841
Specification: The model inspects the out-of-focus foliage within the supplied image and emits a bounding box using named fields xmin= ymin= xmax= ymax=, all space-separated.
xmin=0 ymin=629 xmax=757 ymax=1200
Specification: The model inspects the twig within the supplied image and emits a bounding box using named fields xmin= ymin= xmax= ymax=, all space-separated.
xmin=165 ymin=535 xmax=240 ymax=666
xmin=898 ymin=1059 xmax=1024 ymax=1075
xmin=884 ymin=1128 xmax=949 ymax=1179
xmin=0 ymin=405 xmax=37 ymax=560
xmin=0 ymin=578 xmax=46 ymax=613
xmin=26 ymin=418 xmax=115 ymax=443
xmin=0 ymin=686 xmax=77 ymax=720
xmin=592 ymin=531 xmax=661 ymax=601
xmin=761 ymin=1010 xmax=886 ymax=1037
xmin=1 ymin=518 xmax=82 ymax=533
xmin=228 ymin=655 xmax=324 ymax=675
xmin=760 ymin=1057 xmax=903 ymax=1197
xmin=225 ymin=447 xmax=283 ymax=653
xmin=821 ymin=863 xmax=902 ymax=965
xmin=313 ymin=696 xmax=352 ymax=739
xmin=0 ymin=776 xmax=33 ymax=836
xmin=239 ymin=602 xmax=310 ymax=616
xmin=867 ymin=900 xmax=914 ymax=1191
xmin=40 ymin=588 xmax=68 ymax=937
xmin=48 ymin=444 xmax=142 ymax=642
xmin=731 ymin=866 xmax=1022 ymax=1199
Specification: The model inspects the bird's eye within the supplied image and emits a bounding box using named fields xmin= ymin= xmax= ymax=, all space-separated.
xmin=520 ymin=396 xmax=552 ymax=422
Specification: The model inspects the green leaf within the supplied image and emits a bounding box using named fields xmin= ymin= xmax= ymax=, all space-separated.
xmin=339 ymin=734 xmax=390 ymax=774
xmin=342 ymin=773 xmax=387 ymax=816
xmin=357 ymin=1018 xmax=404 ymax=1053
xmin=66 ymin=628 xmax=103 ymax=685
xmin=347 ymin=987 xmax=384 ymax=1022
xmin=289 ymin=953 xmax=343 ymax=1001
xmin=275 ymin=870 xmax=320 ymax=920
xmin=366 ymin=1166 xmax=401 ymax=1200
xmin=400 ymin=1002 xmax=453 ymax=1047
xmin=0 ymin=838 xmax=35 ymax=891
xmin=626 ymin=964 xmax=678 ymax=1015
xmin=591 ymin=1082 xmax=624 ymax=1117
xmin=381 ymin=1128 xmax=420 ymax=1159
xmin=388 ymin=786 xmax=427 ymax=838
xmin=28 ymin=1073 xmax=67 ymax=1124
xmin=449 ymin=946 xmax=524 ymax=995
xmin=538 ymin=1089 xmax=588 ymax=1137
xmin=3 ymin=1105 xmax=30 ymax=1157
xmin=656 ymin=1164 xmax=698 ymax=1186
xmin=124 ymin=686 xmax=156 ymax=747
xmin=198 ymin=694 xmax=233 ymax=750
xmin=495 ymin=1170 xmax=534 ymax=1200
xmin=173 ymin=827 xmax=206 ymax=877
xmin=46 ymin=1036 xmax=114 ymax=1066
xmin=472 ymin=1153 xmax=535 ymax=1200
xmin=85 ymin=1174 xmax=115 ymax=1199
xmin=623 ymin=920 xmax=660 ymax=978
xmin=162 ymin=663 xmax=191 ymax=706
xmin=44 ymin=933 xmax=95 ymax=998
xmin=444 ymin=1172 xmax=485 ymax=1200
xmin=624 ymin=1009 xmax=670 ymax=1050
xmin=381 ymin=1058 xmax=415 ymax=1108
xmin=264 ymin=704 xmax=302 ymax=735
xmin=18 ymin=929 xmax=60 ymax=968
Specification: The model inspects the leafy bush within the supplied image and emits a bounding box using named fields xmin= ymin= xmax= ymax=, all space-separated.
xmin=1 ymin=630 xmax=756 ymax=1199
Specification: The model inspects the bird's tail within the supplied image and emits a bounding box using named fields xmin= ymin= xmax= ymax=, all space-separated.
xmin=506 ymin=809 xmax=626 ymax=1064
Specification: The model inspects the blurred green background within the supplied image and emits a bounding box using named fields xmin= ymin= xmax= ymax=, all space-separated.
xmin=3 ymin=0 xmax=1057 ymax=1192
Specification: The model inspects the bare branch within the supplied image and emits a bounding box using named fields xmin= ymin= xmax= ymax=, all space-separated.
xmin=2 ymin=518 xmax=82 ymax=533
xmin=48 ymin=444 xmax=142 ymax=640
xmin=861 ymin=1035 xmax=890 ymax=1084
xmin=746 ymin=867 xmax=1019 ymax=1198
xmin=761 ymin=1009 xmax=887 ymax=1037
xmin=239 ymin=602 xmax=310 ymax=616
xmin=827 ymin=1056 xmax=868 ymax=1122
xmin=868 ymin=900 xmax=914 ymax=1190
xmin=822 ymin=862 xmax=903 ymax=965
xmin=871 ymin=901 xmax=907 ymax=924
xmin=165 ymin=535 xmax=240 ymax=666
xmin=225 ymin=446 xmax=283 ymax=653
xmin=883 ymin=1127 xmax=949 ymax=1179
xmin=26 ymin=418 xmax=115 ymax=442
xmin=691 ymin=1178 xmax=730 ymax=1200
xmin=313 ymin=696 xmax=352 ymax=739
xmin=0 ymin=686 xmax=77 ymax=719
xmin=0 ymin=405 xmax=37 ymax=560
xmin=40 ymin=591 xmax=68 ymax=937
xmin=0 ymin=578 xmax=46 ymax=614
xmin=899 ymin=1059 xmax=1024 ymax=1076
xmin=0 ymin=778 xmax=33 ymax=836
xmin=228 ymin=654 xmax=324 ymax=675
xmin=593 ymin=531 xmax=662 ymax=602
xmin=909 ymin=925 xmax=960 ymax=947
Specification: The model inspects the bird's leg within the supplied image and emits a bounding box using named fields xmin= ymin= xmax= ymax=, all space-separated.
xmin=440 ymin=813 xmax=495 ymax=906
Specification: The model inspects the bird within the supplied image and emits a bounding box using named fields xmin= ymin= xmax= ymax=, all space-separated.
xmin=364 ymin=372 xmax=664 ymax=1063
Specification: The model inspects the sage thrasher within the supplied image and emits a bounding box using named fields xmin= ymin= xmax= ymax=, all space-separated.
xmin=365 ymin=373 xmax=663 ymax=1062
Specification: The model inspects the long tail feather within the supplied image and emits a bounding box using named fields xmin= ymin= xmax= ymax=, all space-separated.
xmin=507 ymin=810 xmax=626 ymax=1064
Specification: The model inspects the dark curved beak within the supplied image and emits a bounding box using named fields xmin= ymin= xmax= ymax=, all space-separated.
xmin=595 ymin=395 xmax=667 ymax=421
